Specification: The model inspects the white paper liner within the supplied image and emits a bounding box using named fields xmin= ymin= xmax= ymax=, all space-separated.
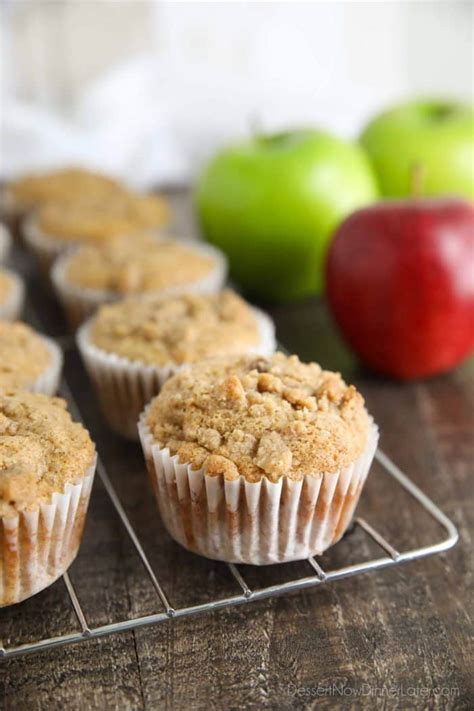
xmin=138 ymin=411 xmax=379 ymax=565
xmin=77 ymin=308 xmax=276 ymax=440
xmin=0 ymin=456 xmax=97 ymax=607
xmin=51 ymin=238 xmax=229 ymax=329
xmin=27 ymin=335 xmax=63 ymax=395
xmin=0 ymin=270 xmax=25 ymax=321
xmin=0 ymin=224 xmax=12 ymax=262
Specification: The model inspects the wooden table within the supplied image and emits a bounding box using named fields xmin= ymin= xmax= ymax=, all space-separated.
xmin=1 ymin=191 xmax=472 ymax=710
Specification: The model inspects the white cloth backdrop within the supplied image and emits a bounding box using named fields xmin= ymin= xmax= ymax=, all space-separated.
xmin=1 ymin=1 xmax=472 ymax=187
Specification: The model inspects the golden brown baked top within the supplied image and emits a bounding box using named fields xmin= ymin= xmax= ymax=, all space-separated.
xmin=64 ymin=237 xmax=216 ymax=294
xmin=36 ymin=192 xmax=169 ymax=245
xmin=8 ymin=167 xmax=125 ymax=211
xmin=0 ymin=321 xmax=51 ymax=389
xmin=0 ymin=269 xmax=15 ymax=305
xmin=89 ymin=290 xmax=263 ymax=366
xmin=145 ymin=353 xmax=370 ymax=483
xmin=0 ymin=390 xmax=95 ymax=515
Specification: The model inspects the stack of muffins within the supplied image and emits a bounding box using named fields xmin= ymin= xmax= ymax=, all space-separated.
xmin=0 ymin=165 xmax=378 ymax=606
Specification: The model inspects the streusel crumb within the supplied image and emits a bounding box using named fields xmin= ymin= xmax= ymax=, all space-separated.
xmin=146 ymin=353 xmax=370 ymax=482
xmin=65 ymin=238 xmax=215 ymax=294
xmin=89 ymin=290 xmax=262 ymax=366
xmin=8 ymin=168 xmax=126 ymax=211
xmin=0 ymin=390 xmax=95 ymax=516
xmin=0 ymin=322 xmax=51 ymax=389
xmin=37 ymin=192 xmax=169 ymax=244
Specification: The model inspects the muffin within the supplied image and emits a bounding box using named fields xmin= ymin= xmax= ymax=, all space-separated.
xmin=53 ymin=236 xmax=228 ymax=328
xmin=0 ymin=390 xmax=96 ymax=606
xmin=0 ymin=321 xmax=62 ymax=395
xmin=138 ymin=353 xmax=379 ymax=564
xmin=1 ymin=167 xmax=126 ymax=222
xmin=0 ymin=268 xmax=25 ymax=321
xmin=24 ymin=191 xmax=170 ymax=274
xmin=0 ymin=223 xmax=11 ymax=262
xmin=78 ymin=290 xmax=276 ymax=440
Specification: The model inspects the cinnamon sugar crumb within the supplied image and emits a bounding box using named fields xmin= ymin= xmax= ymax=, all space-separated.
xmin=89 ymin=290 xmax=262 ymax=366
xmin=0 ymin=390 xmax=95 ymax=516
xmin=146 ymin=353 xmax=370 ymax=483
xmin=66 ymin=237 xmax=215 ymax=294
xmin=9 ymin=168 xmax=126 ymax=211
xmin=37 ymin=192 xmax=169 ymax=245
xmin=0 ymin=322 xmax=51 ymax=389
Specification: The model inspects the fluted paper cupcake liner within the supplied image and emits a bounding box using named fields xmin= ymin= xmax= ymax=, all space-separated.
xmin=51 ymin=239 xmax=229 ymax=329
xmin=28 ymin=335 xmax=63 ymax=395
xmin=138 ymin=411 xmax=379 ymax=565
xmin=0 ymin=224 xmax=12 ymax=262
xmin=0 ymin=271 xmax=25 ymax=321
xmin=77 ymin=308 xmax=276 ymax=440
xmin=0 ymin=457 xmax=96 ymax=607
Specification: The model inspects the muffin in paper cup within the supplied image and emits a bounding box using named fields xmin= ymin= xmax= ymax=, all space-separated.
xmin=52 ymin=238 xmax=228 ymax=329
xmin=1 ymin=168 xmax=129 ymax=244
xmin=0 ymin=390 xmax=97 ymax=606
xmin=23 ymin=189 xmax=170 ymax=278
xmin=0 ymin=223 xmax=11 ymax=262
xmin=0 ymin=268 xmax=25 ymax=321
xmin=0 ymin=321 xmax=63 ymax=396
xmin=138 ymin=353 xmax=379 ymax=565
xmin=77 ymin=292 xmax=276 ymax=440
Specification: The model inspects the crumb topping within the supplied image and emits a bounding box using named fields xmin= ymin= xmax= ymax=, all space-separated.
xmin=89 ymin=290 xmax=262 ymax=366
xmin=145 ymin=353 xmax=370 ymax=482
xmin=36 ymin=192 xmax=169 ymax=244
xmin=0 ymin=390 xmax=95 ymax=515
xmin=8 ymin=168 xmax=126 ymax=211
xmin=0 ymin=269 xmax=15 ymax=305
xmin=0 ymin=322 xmax=51 ymax=389
xmin=65 ymin=238 xmax=216 ymax=294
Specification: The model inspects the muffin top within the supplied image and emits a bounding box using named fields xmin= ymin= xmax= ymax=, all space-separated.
xmin=89 ymin=290 xmax=263 ymax=366
xmin=145 ymin=353 xmax=370 ymax=483
xmin=0 ymin=390 xmax=95 ymax=516
xmin=63 ymin=237 xmax=218 ymax=294
xmin=0 ymin=268 xmax=15 ymax=305
xmin=7 ymin=167 xmax=125 ymax=211
xmin=0 ymin=322 xmax=51 ymax=389
xmin=36 ymin=192 xmax=169 ymax=245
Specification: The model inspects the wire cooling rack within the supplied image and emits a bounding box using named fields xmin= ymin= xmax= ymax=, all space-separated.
xmin=0 ymin=359 xmax=459 ymax=660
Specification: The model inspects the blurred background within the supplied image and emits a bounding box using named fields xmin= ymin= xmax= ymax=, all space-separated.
xmin=1 ymin=0 xmax=473 ymax=187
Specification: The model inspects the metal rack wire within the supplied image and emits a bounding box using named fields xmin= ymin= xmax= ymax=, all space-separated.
xmin=0 ymin=346 xmax=459 ymax=660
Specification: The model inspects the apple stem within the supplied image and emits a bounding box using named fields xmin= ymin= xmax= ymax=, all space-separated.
xmin=411 ymin=163 xmax=426 ymax=197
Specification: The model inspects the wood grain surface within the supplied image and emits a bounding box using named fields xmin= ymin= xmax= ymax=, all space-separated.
xmin=0 ymin=190 xmax=472 ymax=710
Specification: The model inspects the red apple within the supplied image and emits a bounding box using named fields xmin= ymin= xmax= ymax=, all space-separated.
xmin=326 ymin=198 xmax=474 ymax=380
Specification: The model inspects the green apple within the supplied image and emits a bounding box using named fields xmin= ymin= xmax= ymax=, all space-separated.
xmin=195 ymin=129 xmax=378 ymax=301
xmin=361 ymin=99 xmax=474 ymax=199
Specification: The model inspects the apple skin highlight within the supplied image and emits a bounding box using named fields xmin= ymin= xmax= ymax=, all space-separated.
xmin=195 ymin=129 xmax=378 ymax=301
xmin=326 ymin=198 xmax=474 ymax=380
xmin=361 ymin=100 xmax=474 ymax=200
